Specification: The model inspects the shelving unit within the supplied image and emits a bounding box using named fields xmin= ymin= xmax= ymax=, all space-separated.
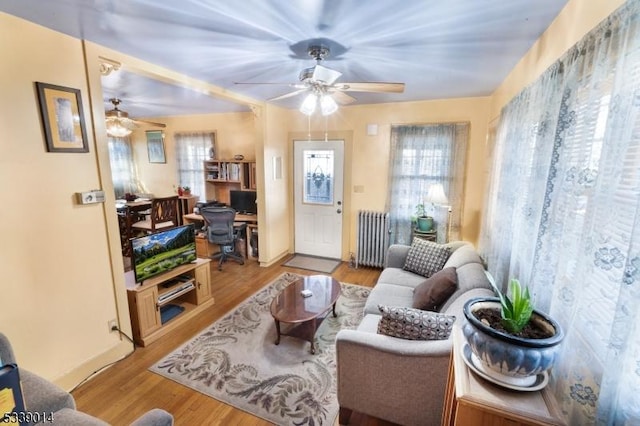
xmin=203 ymin=159 xmax=256 ymax=204
xmin=125 ymin=258 xmax=213 ymax=347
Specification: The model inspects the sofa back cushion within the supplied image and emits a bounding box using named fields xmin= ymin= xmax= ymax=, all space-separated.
xmin=403 ymin=239 xmax=451 ymax=278
xmin=377 ymin=305 xmax=456 ymax=340
xmin=412 ymin=267 xmax=458 ymax=311
xmin=439 ymin=263 xmax=493 ymax=312
xmin=443 ymin=243 xmax=483 ymax=269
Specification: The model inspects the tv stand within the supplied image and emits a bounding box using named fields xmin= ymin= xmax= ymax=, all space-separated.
xmin=125 ymin=258 xmax=213 ymax=347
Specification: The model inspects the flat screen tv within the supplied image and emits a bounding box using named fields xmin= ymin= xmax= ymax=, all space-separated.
xmin=130 ymin=224 xmax=197 ymax=283
xmin=230 ymin=190 xmax=257 ymax=214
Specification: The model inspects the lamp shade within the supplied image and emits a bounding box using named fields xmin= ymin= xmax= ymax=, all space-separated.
xmin=300 ymin=93 xmax=317 ymax=116
xmin=320 ymin=95 xmax=338 ymax=116
xmin=426 ymin=183 xmax=449 ymax=205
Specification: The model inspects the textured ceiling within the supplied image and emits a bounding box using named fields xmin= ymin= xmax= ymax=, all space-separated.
xmin=1 ymin=0 xmax=568 ymax=118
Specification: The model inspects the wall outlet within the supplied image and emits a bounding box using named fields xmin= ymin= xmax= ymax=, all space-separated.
xmin=108 ymin=319 xmax=118 ymax=333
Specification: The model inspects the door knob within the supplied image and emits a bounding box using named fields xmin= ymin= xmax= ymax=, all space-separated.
xmin=337 ymin=209 xmax=342 ymax=214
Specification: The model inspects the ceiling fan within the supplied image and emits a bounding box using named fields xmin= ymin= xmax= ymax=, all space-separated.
xmin=105 ymin=98 xmax=166 ymax=137
xmin=236 ymin=45 xmax=405 ymax=114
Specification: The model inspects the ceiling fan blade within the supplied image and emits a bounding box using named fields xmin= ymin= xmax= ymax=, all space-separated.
xmin=330 ymin=91 xmax=357 ymax=105
xmin=312 ymin=64 xmax=342 ymax=85
xmin=336 ymin=82 xmax=405 ymax=93
xmin=135 ymin=119 xmax=166 ymax=128
xmin=268 ymin=88 xmax=308 ymax=102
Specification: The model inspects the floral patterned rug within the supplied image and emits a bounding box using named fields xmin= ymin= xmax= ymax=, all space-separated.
xmin=149 ymin=272 xmax=369 ymax=425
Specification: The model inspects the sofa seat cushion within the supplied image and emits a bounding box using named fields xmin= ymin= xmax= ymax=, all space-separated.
xmin=377 ymin=305 xmax=456 ymax=341
xmin=412 ymin=267 xmax=458 ymax=311
xmin=403 ymin=239 xmax=451 ymax=278
xmin=357 ymin=313 xmax=382 ymax=333
xmin=377 ymin=267 xmax=427 ymax=289
xmin=364 ymin=283 xmax=415 ymax=315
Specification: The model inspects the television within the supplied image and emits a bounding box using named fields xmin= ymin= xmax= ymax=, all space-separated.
xmin=230 ymin=190 xmax=257 ymax=214
xmin=130 ymin=224 xmax=197 ymax=283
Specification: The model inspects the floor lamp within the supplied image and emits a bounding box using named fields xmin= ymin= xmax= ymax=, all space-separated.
xmin=426 ymin=183 xmax=452 ymax=242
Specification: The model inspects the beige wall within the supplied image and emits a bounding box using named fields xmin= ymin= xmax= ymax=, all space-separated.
xmin=0 ymin=12 xmax=130 ymax=386
xmin=130 ymin=112 xmax=256 ymax=198
xmin=283 ymin=97 xmax=492 ymax=256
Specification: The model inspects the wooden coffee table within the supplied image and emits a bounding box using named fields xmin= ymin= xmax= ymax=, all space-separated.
xmin=270 ymin=275 xmax=341 ymax=354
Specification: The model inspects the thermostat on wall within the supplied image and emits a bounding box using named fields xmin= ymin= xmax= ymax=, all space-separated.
xmin=76 ymin=190 xmax=105 ymax=205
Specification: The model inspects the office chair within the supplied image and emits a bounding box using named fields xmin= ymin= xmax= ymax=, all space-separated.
xmin=131 ymin=195 xmax=179 ymax=234
xmin=200 ymin=206 xmax=247 ymax=270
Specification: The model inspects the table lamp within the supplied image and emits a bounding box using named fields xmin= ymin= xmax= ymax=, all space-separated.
xmin=425 ymin=183 xmax=452 ymax=242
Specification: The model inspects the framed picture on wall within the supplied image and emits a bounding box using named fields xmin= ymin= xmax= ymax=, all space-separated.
xmin=35 ymin=82 xmax=89 ymax=153
xmin=146 ymin=130 xmax=166 ymax=163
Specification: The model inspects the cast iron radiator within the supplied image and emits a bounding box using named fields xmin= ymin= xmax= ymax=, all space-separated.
xmin=355 ymin=210 xmax=390 ymax=268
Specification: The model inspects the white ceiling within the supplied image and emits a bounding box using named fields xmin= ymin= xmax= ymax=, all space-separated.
xmin=1 ymin=0 xmax=569 ymax=118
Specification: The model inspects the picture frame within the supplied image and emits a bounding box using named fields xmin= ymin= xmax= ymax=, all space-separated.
xmin=35 ymin=82 xmax=89 ymax=153
xmin=146 ymin=130 xmax=166 ymax=163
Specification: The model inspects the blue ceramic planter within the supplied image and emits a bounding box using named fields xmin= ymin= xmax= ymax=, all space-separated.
xmin=462 ymin=297 xmax=564 ymax=386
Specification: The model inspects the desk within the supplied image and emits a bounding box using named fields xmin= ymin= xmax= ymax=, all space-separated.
xmin=183 ymin=212 xmax=258 ymax=259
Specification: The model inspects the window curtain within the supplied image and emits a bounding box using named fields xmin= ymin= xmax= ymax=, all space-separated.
xmin=386 ymin=123 xmax=468 ymax=244
xmin=107 ymin=136 xmax=144 ymax=199
xmin=480 ymin=1 xmax=640 ymax=424
xmin=175 ymin=132 xmax=215 ymax=201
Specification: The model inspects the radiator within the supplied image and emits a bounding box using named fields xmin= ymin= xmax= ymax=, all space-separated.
xmin=356 ymin=211 xmax=390 ymax=268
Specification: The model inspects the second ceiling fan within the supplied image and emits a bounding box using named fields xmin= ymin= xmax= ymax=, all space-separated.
xmin=237 ymin=45 xmax=405 ymax=115
xmin=105 ymin=98 xmax=166 ymax=137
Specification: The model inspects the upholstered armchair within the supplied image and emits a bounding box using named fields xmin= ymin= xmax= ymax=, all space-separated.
xmin=0 ymin=332 xmax=173 ymax=425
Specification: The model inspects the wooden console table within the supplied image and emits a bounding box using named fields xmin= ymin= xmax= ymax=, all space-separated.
xmin=442 ymin=327 xmax=565 ymax=426
xmin=125 ymin=258 xmax=213 ymax=347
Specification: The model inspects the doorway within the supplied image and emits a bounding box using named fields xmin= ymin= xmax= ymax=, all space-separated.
xmin=293 ymin=139 xmax=344 ymax=259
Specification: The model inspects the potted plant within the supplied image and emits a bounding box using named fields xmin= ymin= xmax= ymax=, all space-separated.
xmin=182 ymin=186 xmax=191 ymax=196
xmin=462 ymin=278 xmax=564 ymax=388
xmin=414 ymin=203 xmax=433 ymax=232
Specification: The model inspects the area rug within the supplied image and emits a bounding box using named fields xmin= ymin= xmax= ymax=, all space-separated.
xmin=282 ymin=254 xmax=342 ymax=274
xmin=149 ymin=272 xmax=369 ymax=425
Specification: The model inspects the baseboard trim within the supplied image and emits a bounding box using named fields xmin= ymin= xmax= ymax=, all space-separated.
xmin=53 ymin=339 xmax=134 ymax=392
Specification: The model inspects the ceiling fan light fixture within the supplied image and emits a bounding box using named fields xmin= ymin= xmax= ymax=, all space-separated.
xmin=300 ymin=93 xmax=317 ymax=115
xmin=105 ymin=117 xmax=135 ymax=137
xmin=320 ymin=94 xmax=338 ymax=116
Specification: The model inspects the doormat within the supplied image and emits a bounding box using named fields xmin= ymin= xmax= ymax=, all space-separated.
xmin=149 ymin=272 xmax=370 ymax=425
xmin=282 ymin=254 xmax=341 ymax=274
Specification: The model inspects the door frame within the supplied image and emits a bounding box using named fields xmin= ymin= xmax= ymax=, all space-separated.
xmin=288 ymin=130 xmax=353 ymax=261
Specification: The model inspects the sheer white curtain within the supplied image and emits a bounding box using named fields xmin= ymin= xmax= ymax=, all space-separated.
xmin=107 ymin=136 xmax=144 ymax=198
xmin=480 ymin=2 xmax=640 ymax=423
xmin=175 ymin=132 xmax=215 ymax=202
xmin=386 ymin=123 xmax=468 ymax=244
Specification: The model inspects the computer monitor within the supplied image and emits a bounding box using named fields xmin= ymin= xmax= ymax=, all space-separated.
xmin=229 ymin=190 xmax=257 ymax=214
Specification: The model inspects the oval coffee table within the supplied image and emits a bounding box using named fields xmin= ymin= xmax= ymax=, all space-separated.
xmin=270 ymin=275 xmax=341 ymax=354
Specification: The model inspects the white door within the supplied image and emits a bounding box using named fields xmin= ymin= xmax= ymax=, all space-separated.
xmin=294 ymin=139 xmax=344 ymax=259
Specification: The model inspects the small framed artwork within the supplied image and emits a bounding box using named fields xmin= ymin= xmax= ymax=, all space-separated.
xmin=146 ymin=130 xmax=166 ymax=163
xmin=35 ymin=82 xmax=89 ymax=153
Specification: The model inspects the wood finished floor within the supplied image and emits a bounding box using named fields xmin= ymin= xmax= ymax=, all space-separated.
xmin=72 ymin=256 xmax=398 ymax=426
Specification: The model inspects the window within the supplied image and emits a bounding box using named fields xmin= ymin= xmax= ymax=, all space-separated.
xmin=107 ymin=136 xmax=141 ymax=198
xmin=175 ymin=132 xmax=215 ymax=201
xmin=386 ymin=123 xmax=469 ymax=244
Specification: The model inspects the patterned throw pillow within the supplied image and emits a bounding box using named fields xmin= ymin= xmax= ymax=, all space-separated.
xmin=377 ymin=305 xmax=456 ymax=341
xmin=403 ymin=239 xmax=451 ymax=278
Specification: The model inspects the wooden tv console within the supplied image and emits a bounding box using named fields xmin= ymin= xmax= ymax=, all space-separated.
xmin=125 ymin=258 xmax=213 ymax=347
